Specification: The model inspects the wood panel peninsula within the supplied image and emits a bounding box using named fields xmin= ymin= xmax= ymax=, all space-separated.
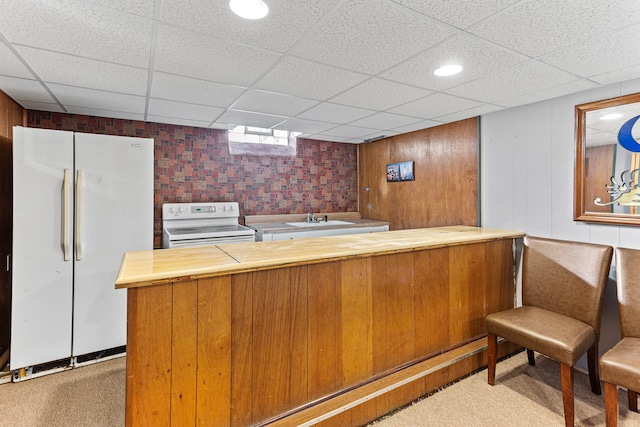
xmin=115 ymin=226 xmax=524 ymax=427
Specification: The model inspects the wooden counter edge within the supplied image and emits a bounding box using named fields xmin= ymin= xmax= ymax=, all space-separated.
xmin=115 ymin=228 xmax=524 ymax=289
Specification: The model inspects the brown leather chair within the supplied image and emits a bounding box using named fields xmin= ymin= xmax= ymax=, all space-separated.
xmin=485 ymin=235 xmax=613 ymax=427
xmin=600 ymin=247 xmax=640 ymax=426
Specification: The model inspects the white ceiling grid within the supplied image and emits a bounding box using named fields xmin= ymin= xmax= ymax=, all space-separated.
xmin=0 ymin=0 xmax=639 ymax=143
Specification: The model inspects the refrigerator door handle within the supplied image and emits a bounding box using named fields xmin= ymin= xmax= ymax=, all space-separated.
xmin=75 ymin=169 xmax=84 ymax=261
xmin=63 ymin=168 xmax=71 ymax=261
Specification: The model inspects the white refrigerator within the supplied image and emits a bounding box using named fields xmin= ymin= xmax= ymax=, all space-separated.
xmin=11 ymin=127 xmax=154 ymax=371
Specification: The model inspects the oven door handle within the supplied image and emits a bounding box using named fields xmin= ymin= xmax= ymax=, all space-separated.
xmin=75 ymin=169 xmax=84 ymax=261
xmin=62 ymin=168 xmax=71 ymax=261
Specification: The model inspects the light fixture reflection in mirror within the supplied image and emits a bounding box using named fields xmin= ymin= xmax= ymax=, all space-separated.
xmin=575 ymin=92 xmax=640 ymax=226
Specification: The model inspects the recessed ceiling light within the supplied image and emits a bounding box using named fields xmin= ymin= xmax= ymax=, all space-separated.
xmin=599 ymin=113 xmax=623 ymax=121
xmin=434 ymin=64 xmax=463 ymax=77
xmin=229 ymin=0 xmax=269 ymax=20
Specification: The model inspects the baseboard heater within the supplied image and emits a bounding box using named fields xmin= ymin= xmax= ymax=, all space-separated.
xmin=263 ymin=336 xmax=510 ymax=427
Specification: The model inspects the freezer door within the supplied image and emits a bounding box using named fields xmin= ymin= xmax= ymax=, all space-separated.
xmin=72 ymin=133 xmax=153 ymax=356
xmin=11 ymin=127 xmax=74 ymax=369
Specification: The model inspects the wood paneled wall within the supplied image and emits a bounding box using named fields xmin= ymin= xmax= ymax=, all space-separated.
xmin=125 ymin=237 xmax=516 ymax=426
xmin=0 ymin=90 xmax=25 ymax=358
xmin=585 ymin=144 xmax=615 ymax=213
xmin=358 ymin=117 xmax=479 ymax=229
xmin=0 ymin=90 xmax=24 ymax=140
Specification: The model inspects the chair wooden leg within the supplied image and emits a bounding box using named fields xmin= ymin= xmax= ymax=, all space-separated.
xmin=630 ymin=389 xmax=638 ymax=413
xmin=487 ymin=333 xmax=497 ymax=386
xmin=560 ymin=363 xmax=574 ymax=427
xmin=527 ymin=348 xmax=535 ymax=366
xmin=587 ymin=343 xmax=601 ymax=395
xmin=604 ymin=381 xmax=618 ymax=427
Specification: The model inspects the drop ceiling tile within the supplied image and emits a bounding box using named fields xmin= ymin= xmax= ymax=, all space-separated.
xmin=84 ymin=0 xmax=156 ymax=17
xmin=290 ymin=0 xmax=457 ymax=74
xmin=591 ymin=65 xmax=640 ymax=86
xmin=49 ymin=84 xmax=146 ymax=114
xmin=393 ymin=0 xmax=521 ymax=29
xmin=273 ymin=118 xmax=336 ymax=135
xmin=16 ymin=46 xmax=148 ymax=95
xmin=540 ymin=23 xmax=640 ymax=79
xmin=147 ymin=115 xmax=213 ymax=128
xmin=0 ymin=42 xmax=33 ymax=79
xmin=361 ymin=130 xmax=400 ymax=141
xmin=329 ymin=78 xmax=432 ymax=111
xmin=0 ymin=0 xmax=152 ymax=67
xmin=160 ymin=0 xmax=341 ymax=52
xmin=445 ymin=59 xmax=577 ymax=104
xmin=66 ymin=106 xmax=145 ymax=121
xmin=216 ymin=109 xmax=288 ymax=128
xmin=151 ymin=72 xmax=246 ymax=108
xmin=255 ymin=56 xmax=368 ymax=100
xmin=210 ymin=123 xmax=237 ymax=130
xmin=469 ymin=0 xmax=640 ymax=58
xmin=154 ymin=25 xmax=282 ymax=87
xmin=17 ymin=100 xmax=64 ymax=112
xmin=391 ymin=119 xmax=443 ymax=134
xmin=293 ymin=133 xmax=313 ymax=139
xmin=297 ymin=103 xmax=375 ymax=124
xmin=433 ymin=104 xmax=504 ymax=122
xmin=497 ymin=79 xmax=599 ymax=108
xmin=381 ymin=33 xmax=529 ymax=91
xmin=148 ymin=98 xmax=226 ymax=122
xmin=389 ymin=93 xmax=482 ymax=119
xmin=306 ymin=134 xmax=352 ymax=143
xmin=0 ymin=75 xmax=55 ymax=104
xmin=319 ymin=125 xmax=380 ymax=139
xmin=234 ymin=90 xmax=319 ymax=117
xmin=350 ymin=112 xmax=422 ymax=130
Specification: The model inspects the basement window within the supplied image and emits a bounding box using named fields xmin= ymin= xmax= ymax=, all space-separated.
xmin=227 ymin=125 xmax=299 ymax=156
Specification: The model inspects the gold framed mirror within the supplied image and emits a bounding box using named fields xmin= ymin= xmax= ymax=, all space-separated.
xmin=575 ymin=92 xmax=640 ymax=225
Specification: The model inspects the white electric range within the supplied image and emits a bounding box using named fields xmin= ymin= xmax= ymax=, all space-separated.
xmin=162 ymin=202 xmax=255 ymax=248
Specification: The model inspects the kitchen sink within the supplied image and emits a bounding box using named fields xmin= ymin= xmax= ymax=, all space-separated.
xmin=286 ymin=220 xmax=354 ymax=227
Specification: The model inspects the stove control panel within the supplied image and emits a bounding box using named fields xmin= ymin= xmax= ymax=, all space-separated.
xmin=191 ymin=205 xmax=215 ymax=213
xmin=163 ymin=202 xmax=239 ymax=219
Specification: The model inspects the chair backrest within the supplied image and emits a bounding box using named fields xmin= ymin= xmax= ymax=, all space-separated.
xmin=522 ymin=236 xmax=613 ymax=337
xmin=615 ymin=247 xmax=640 ymax=338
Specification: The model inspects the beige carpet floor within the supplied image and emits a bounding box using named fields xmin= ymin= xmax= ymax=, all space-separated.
xmin=369 ymin=351 xmax=640 ymax=427
xmin=0 ymin=357 xmax=125 ymax=427
xmin=0 ymin=351 xmax=638 ymax=426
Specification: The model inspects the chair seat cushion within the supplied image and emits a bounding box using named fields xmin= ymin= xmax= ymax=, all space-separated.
xmin=486 ymin=305 xmax=596 ymax=366
xmin=600 ymin=337 xmax=640 ymax=393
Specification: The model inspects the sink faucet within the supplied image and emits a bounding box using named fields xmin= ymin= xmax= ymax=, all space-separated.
xmin=306 ymin=212 xmax=321 ymax=223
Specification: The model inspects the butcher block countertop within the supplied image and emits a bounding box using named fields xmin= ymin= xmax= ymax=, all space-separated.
xmin=115 ymin=226 xmax=524 ymax=289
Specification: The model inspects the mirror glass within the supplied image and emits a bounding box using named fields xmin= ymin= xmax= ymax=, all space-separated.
xmin=575 ymin=93 xmax=640 ymax=225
